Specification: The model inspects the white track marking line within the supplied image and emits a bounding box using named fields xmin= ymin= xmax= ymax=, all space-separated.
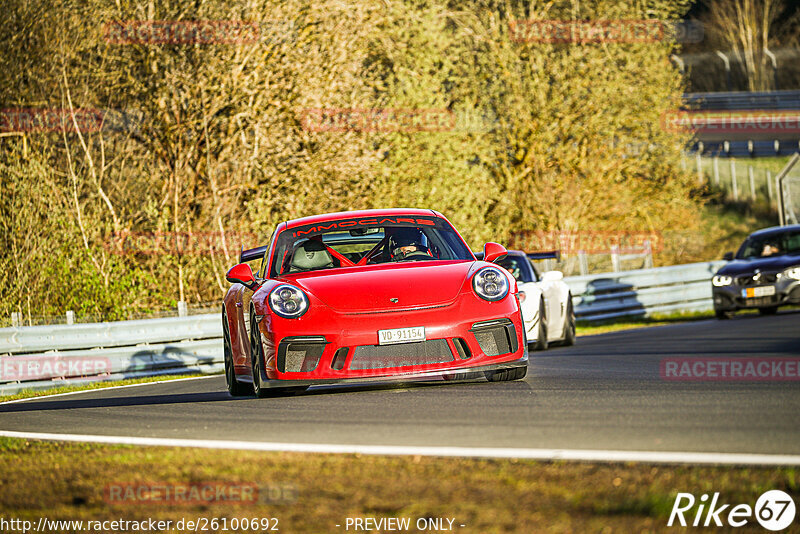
xmin=0 ymin=430 xmax=798 ymax=465
xmin=0 ymin=375 xmax=221 ymax=405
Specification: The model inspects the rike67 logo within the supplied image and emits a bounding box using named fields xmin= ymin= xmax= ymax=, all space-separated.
xmin=669 ymin=490 xmax=796 ymax=531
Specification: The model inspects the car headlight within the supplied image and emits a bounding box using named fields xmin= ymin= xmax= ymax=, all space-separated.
xmin=473 ymin=266 xmax=510 ymax=302
xmin=268 ymin=284 xmax=309 ymax=318
xmin=784 ymin=266 xmax=800 ymax=280
xmin=712 ymin=275 xmax=733 ymax=287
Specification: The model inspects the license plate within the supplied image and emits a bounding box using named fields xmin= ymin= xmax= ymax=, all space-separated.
xmin=741 ymin=286 xmax=776 ymax=298
xmin=378 ymin=326 xmax=425 ymax=345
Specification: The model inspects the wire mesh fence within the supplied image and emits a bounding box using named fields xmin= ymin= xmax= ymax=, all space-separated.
xmin=686 ymin=152 xmax=782 ymax=205
xmin=781 ymin=174 xmax=800 ymax=225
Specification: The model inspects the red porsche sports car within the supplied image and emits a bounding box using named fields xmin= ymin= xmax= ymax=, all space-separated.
xmin=222 ymin=208 xmax=528 ymax=397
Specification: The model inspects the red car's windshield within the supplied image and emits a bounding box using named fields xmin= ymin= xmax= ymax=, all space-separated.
xmin=269 ymin=217 xmax=473 ymax=276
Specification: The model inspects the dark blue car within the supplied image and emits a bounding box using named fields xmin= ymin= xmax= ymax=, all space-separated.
xmin=712 ymin=224 xmax=800 ymax=318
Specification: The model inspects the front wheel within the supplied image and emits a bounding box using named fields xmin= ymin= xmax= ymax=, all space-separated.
xmin=250 ymin=313 xmax=308 ymax=397
xmin=715 ymin=308 xmax=733 ymax=320
xmin=532 ymin=300 xmax=548 ymax=351
xmin=560 ymin=298 xmax=576 ymax=346
xmin=224 ymin=309 xmax=251 ymax=397
xmin=485 ymin=366 xmax=527 ymax=382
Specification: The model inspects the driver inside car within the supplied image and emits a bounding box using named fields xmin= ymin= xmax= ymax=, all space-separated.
xmin=761 ymin=241 xmax=781 ymax=257
xmin=388 ymin=227 xmax=432 ymax=261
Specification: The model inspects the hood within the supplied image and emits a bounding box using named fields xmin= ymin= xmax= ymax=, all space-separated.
xmin=284 ymin=261 xmax=476 ymax=313
xmin=717 ymin=253 xmax=800 ymax=276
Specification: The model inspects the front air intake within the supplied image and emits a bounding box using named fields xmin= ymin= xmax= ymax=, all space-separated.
xmin=277 ymin=336 xmax=327 ymax=373
xmin=470 ymin=319 xmax=518 ymax=356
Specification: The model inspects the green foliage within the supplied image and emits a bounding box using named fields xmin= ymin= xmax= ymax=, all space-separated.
xmin=0 ymin=0 xmax=703 ymax=319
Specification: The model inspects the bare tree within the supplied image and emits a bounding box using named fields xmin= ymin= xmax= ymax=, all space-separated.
xmin=704 ymin=0 xmax=783 ymax=91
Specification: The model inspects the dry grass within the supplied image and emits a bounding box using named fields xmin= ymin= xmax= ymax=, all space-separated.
xmin=0 ymin=438 xmax=797 ymax=533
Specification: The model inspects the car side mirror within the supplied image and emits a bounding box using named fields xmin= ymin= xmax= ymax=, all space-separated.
xmin=483 ymin=242 xmax=508 ymax=263
xmin=723 ymin=252 xmax=734 ymax=261
xmin=541 ymin=270 xmax=564 ymax=282
xmin=226 ymin=263 xmax=258 ymax=289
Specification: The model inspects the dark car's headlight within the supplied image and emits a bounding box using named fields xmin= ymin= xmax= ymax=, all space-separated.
xmin=473 ymin=266 xmax=510 ymax=302
xmin=712 ymin=275 xmax=733 ymax=287
xmin=269 ymin=284 xmax=309 ymax=318
xmin=784 ymin=267 xmax=800 ymax=280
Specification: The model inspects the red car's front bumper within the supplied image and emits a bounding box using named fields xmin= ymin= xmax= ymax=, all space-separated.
xmin=253 ymin=294 xmax=528 ymax=387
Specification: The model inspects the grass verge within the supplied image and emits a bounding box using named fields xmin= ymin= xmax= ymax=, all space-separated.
xmin=0 ymin=373 xmax=211 ymax=403
xmin=575 ymin=310 xmax=715 ymax=337
xmin=0 ymin=437 xmax=797 ymax=533
xmin=575 ymin=305 xmax=799 ymax=337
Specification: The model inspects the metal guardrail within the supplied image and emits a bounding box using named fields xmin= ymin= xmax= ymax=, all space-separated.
xmin=0 ymin=314 xmax=220 ymax=355
xmin=0 ymin=260 xmax=728 ymax=394
xmin=684 ymin=90 xmax=800 ymax=111
xmin=0 ymin=315 xmax=223 ymax=395
xmin=565 ymin=260 xmax=726 ymax=321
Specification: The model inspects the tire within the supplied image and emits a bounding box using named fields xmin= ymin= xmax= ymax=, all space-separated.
xmin=223 ymin=308 xmax=251 ymax=397
xmin=758 ymin=306 xmax=779 ymax=315
xmin=560 ymin=298 xmax=576 ymax=346
xmin=250 ymin=312 xmax=308 ymax=398
xmin=485 ymin=366 xmax=528 ymax=382
xmin=250 ymin=312 xmax=273 ymax=398
xmin=533 ymin=300 xmax=548 ymax=351
xmin=715 ymin=308 xmax=733 ymax=320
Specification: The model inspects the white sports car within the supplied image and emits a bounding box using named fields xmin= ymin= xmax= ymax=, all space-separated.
xmin=477 ymin=250 xmax=575 ymax=350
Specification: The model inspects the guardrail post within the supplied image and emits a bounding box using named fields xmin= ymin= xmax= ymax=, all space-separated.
xmin=713 ymin=156 xmax=719 ymax=185
xmin=749 ymin=166 xmax=756 ymax=199
xmin=66 ymin=310 xmax=75 ymax=325
xmin=11 ymin=312 xmax=21 ymax=328
xmin=767 ymin=170 xmax=773 ymax=205
xmin=696 ymin=151 xmax=703 ymax=184
xmin=644 ymin=240 xmax=653 ymax=269
xmin=578 ymin=251 xmax=588 ymax=276
xmin=730 ymin=159 xmax=738 ymax=201
xmin=177 ymin=301 xmax=188 ymax=317
xmin=610 ymin=245 xmax=621 ymax=272
xmin=776 ymin=153 xmax=800 ymax=226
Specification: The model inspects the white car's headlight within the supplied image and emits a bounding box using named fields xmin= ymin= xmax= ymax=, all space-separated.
xmin=269 ymin=284 xmax=309 ymax=318
xmin=712 ymin=275 xmax=733 ymax=287
xmin=473 ymin=267 xmax=510 ymax=302
xmin=784 ymin=266 xmax=800 ymax=280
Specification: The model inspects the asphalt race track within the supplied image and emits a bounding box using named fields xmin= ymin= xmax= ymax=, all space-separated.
xmin=1 ymin=310 xmax=799 ymax=458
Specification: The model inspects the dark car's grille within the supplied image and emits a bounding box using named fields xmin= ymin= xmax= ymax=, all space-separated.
xmin=741 ymin=296 xmax=779 ymax=307
xmin=735 ymin=273 xmax=779 ymax=286
xmin=349 ymin=339 xmax=454 ymax=370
